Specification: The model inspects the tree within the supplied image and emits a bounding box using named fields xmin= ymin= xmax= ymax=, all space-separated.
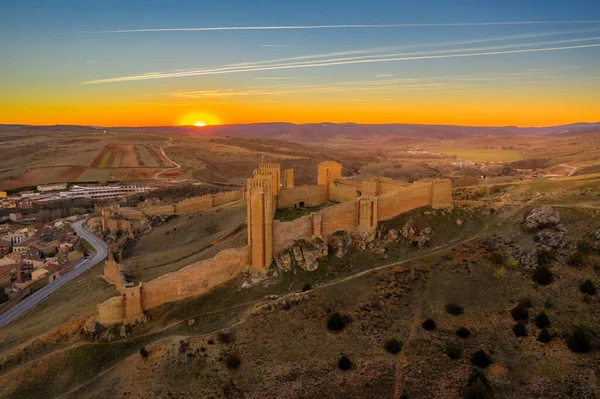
xmin=384 ymin=338 xmax=403 ymax=354
xmin=568 ymin=327 xmax=592 ymax=353
xmin=513 ymin=321 xmax=527 ymax=337
xmin=422 ymin=318 xmax=436 ymax=331
xmin=456 ymin=327 xmax=471 ymax=339
xmin=327 ymin=312 xmax=345 ymax=331
xmin=0 ymin=288 xmax=9 ymax=305
xmin=471 ymin=350 xmax=492 ymax=368
xmin=538 ymin=328 xmax=551 ymax=343
xmin=511 ymin=305 xmax=529 ymax=321
xmin=532 ymin=266 xmax=553 ymax=285
xmin=338 ymin=355 xmax=352 ymax=371
xmin=446 ymin=303 xmax=464 ymax=316
xmin=534 ymin=311 xmax=550 ymax=329
xmin=580 ymin=280 xmax=596 ymax=295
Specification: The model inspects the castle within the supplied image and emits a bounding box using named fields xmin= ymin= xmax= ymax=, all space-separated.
xmin=96 ymin=161 xmax=453 ymax=325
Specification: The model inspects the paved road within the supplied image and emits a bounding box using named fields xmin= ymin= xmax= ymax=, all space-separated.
xmin=0 ymin=220 xmax=107 ymax=328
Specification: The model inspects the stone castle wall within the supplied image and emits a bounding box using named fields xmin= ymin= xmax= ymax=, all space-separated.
xmin=376 ymin=183 xmax=432 ymax=221
xmin=273 ymin=215 xmax=313 ymax=253
xmin=97 ymin=247 xmax=248 ymax=324
xmin=104 ymin=258 xmax=128 ymax=292
xmin=139 ymin=190 xmax=244 ymax=217
xmin=278 ymin=185 xmax=327 ymax=209
xmin=320 ymin=200 xmax=359 ymax=236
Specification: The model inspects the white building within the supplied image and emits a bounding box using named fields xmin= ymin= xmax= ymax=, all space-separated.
xmin=59 ymin=185 xmax=151 ymax=200
xmin=37 ymin=183 xmax=68 ymax=192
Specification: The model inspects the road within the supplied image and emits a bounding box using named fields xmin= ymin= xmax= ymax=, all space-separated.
xmin=0 ymin=220 xmax=107 ymax=328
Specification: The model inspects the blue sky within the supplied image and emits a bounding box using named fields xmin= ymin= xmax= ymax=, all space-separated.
xmin=1 ymin=0 xmax=599 ymax=126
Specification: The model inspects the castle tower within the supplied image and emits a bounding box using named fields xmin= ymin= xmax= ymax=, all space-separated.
xmin=317 ymin=161 xmax=343 ymax=201
xmin=258 ymin=163 xmax=281 ymax=197
xmin=357 ymin=196 xmax=378 ymax=233
xmin=283 ymin=168 xmax=294 ymax=189
xmin=246 ymin=174 xmax=274 ymax=272
xmin=430 ymin=179 xmax=454 ymax=209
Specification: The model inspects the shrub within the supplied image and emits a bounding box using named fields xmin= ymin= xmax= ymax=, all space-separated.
xmin=511 ymin=305 xmax=529 ymax=321
xmin=301 ymin=282 xmax=312 ymax=292
xmin=495 ymin=266 xmax=507 ymax=278
xmin=580 ymin=280 xmax=596 ymax=295
xmin=0 ymin=289 xmax=8 ymax=305
xmin=422 ymin=318 xmax=436 ymax=331
xmin=568 ymin=327 xmax=592 ymax=353
xmin=518 ymin=296 xmax=533 ymax=308
xmin=536 ymin=249 xmax=554 ymax=267
xmin=384 ymin=338 xmax=403 ymax=354
xmin=327 ymin=312 xmax=345 ymax=331
xmin=538 ymin=328 xmax=551 ymax=343
xmin=471 ymin=350 xmax=492 ymax=368
xmin=532 ymin=266 xmax=554 ymax=285
xmin=506 ymin=258 xmax=519 ymax=269
xmin=567 ymin=252 xmax=585 ymax=268
xmin=446 ymin=303 xmax=464 ymax=316
xmin=446 ymin=344 xmax=462 ymax=359
xmin=534 ymin=311 xmax=550 ymax=329
xmin=513 ymin=321 xmax=527 ymax=337
xmin=456 ymin=327 xmax=471 ymax=339
xmin=463 ymin=368 xmax=492 ymax=399
xmin=225 ymin=353 xmax=241 ymax=369
xmin=489 ymin=251 xmax=506 ymax=266
xmin=576 ymin=240 xmax=592 ymax=255
xmin=338 ymin=355 xmax=352 ymax=371
xmin=139 ymin=347 xmax=149 ymax=358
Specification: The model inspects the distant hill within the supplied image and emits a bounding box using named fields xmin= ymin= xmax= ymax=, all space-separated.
xmin=2 ymin=122 xmax=599 ymax=141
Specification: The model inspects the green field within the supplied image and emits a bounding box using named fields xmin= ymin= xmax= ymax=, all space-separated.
xmin=112 ymin=152 xmax=122 ymax=168
xmin=97 ymin=152 xmax=112 ymax=168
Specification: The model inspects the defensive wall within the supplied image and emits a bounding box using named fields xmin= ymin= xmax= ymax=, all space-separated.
xmin=96 ymin=160 xmax=452 ymax=325
xmin=137 ymin=190 xmax=244 ymax=217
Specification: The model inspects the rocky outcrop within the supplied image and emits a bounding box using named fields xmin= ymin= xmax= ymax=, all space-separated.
xmin=534 ymin=230 xmax=566 ymax=249
xmin=274 ymin=237 xmax=328 ymax=272
xmin=328 ymin=231 xmax=351 ymax=258
xmin=589 ymin=228 xmax=600 ymax=250
xmin=399 ymin=219 xmax=432 ymax=248
xmin=522 ymin=207 xmax=561 ymax=231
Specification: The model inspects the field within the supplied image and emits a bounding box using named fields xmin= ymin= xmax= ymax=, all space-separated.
xmin=91 ymin=144 xmax=138 ymax=168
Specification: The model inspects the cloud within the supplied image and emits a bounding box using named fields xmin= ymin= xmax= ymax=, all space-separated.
xmin=260 ymin=44 xmax=291 ymax=48
xmin=253 ymin=77 xmax=300 ymax=80
xmin=82 ymin=40 xmax=600 ymax=84
xmin=376 ymin=74 xmax=394 ymax=77
xmin=93 ymin=20 xmax=600 ymax=33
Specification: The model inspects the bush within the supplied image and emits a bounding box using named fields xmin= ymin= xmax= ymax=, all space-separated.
xmin=534 ymin=311 xmax=550 ymax=329
xmin=538 ymin=328 xmax=551 ymax=343
xmin=511 ymin=305 xmax=529 ymax=321
xmin=422 ymin=318 xmax=436 ymax=331
xmin=463 ymin=368 xmax=492 ymax=399
xmin=225 ymin=353 xmax=241 ymax=369
xmin=301 ymin=282 xmax=312 ymax=292
xmin=506 ymin=258 xmax=519 ymax=269
xmin=338 ymin=355 xmax=352 ymax=371
xmin=580 ymin=279 xmax=596 ymax=295
xmin=518 ymin=296 xmax=533 ymax=308
xmin=446 ymin=303 xmax=464 ymax=316
xmin=456 ymin=327 xmax=471 ymax=339
xmin=327 ymin=312 xmax=345 ymax=331
xmin=446 ymin=344 xmax=462 ymax=359
xmin=532 ymin=266 xmax=554 ymax=285
xmin=568 ymin=252 xmax=585 ymax=268
xmin=0 ymin=289 xmax=8 ymax=305
xmin=384 ymin=338 xmax=403 ymax=354
xmin=489 ymin=251 xmax=506 ymax=266
xmin=139 ymin=347 xmax=149 ymax=358
xmin=576 ymin=240 xmax=592 ymax=255
xmin=513 ymin=321 xmax=527 ymax=337
xmin=568 ymin=327 xmax=592 ymax=353
xmin=536 ymin=249 xmax=555 ymax=267
xmin=471 ymin=350 xmax=492 ymax=368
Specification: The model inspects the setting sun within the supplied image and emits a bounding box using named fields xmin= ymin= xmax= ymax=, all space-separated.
xmin=179 ymin=112 xmax=221 ymax=126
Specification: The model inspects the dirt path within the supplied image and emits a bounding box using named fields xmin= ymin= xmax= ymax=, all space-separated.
xmin=153 ymin=138 xmax=181 ymax=178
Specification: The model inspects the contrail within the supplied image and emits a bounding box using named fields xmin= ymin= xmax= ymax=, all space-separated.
xmin=94 ymin=21 xmax=600 ymax=33
xmin=82 ymin=40 xmax=600 ymax=84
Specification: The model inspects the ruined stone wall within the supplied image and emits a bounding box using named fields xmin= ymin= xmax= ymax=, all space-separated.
xmin=320 ymin=200 xmax=358 ymax=236
xmin=278 ymin=185 xmax=327 ymax=209
xmin=104 ymin=259 xmax=128 ymax=292
xmin=119 ymin=209 xmax=143 ymax=219
xmin=376 ymin=183 xmax=432 ymax=221
xmin=174 ymin=195 xmax=212 ymax=214
xmin=273 ymin=215 xmax=313 ymax=253
xmin=123 ymin=285 xmax=144 ymax=323
xmin=141 ymin=248 xmax=248 ymax=310
xmin=96 ymin=296 xmax=124 ymax=325
xmin=430 ymin=179 xmax=453 ymax=209
xmin=284 ymin=169 xmax=294 ymax=189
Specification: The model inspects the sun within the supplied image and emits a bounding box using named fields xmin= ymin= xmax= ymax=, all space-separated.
xmin=179 ymin=112 xmax=221 ymax=126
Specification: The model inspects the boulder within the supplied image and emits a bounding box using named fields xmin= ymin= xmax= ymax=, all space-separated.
xmin=534 ymin=231 xmax=565 ymax=249
xmin=522 ymin=207 xmax=561 ymax=231
xmin=84 ymin=319 xmax=105 ymax=336
xmin=328 ymin=231 xmax=351 ymax=258
xmin=386 ymin=229 xmax=399 ymax=241
xmin=274 ymin=238 xmax=329 ymax=273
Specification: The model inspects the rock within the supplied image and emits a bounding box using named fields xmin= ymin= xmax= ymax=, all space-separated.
xmin=275 ymin=251 xmax=293 ymax=272
xmin=522 ymin=207 xmax=561 ymax=231
xmin=374 ymin=248 xmax=386 ymax=255
xmin=534 ymin=231 xmax=565 ymax=249
xmin=241 ymin=280 xmax=252 ymax=289
xmin=272 ymin=270 xmax=279 ymax=277
xmin=84 ymin=319 xmax=105 ymax=336
xmin=188 ymin=318 xmax=195 ymax=326
xmin=386 ymin=229 xmax=398 ymax=240
xmin=412 ymin=235 xmax=431 ymax=248
xmin=456 ymin=218 xmax=463 ymax=226
xmin=291 ymin=244 xmax=304 ymax=264
xmin=119 ymin=325 xmax=128 ymax=338
xmin=328 ymin=231 xmax=351 ymax=258
xmin=274 ymin=238 xmax=328 ymax=273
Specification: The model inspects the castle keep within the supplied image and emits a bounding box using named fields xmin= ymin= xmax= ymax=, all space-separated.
xmin=96 ymin=161 xmax=453 ymax=325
